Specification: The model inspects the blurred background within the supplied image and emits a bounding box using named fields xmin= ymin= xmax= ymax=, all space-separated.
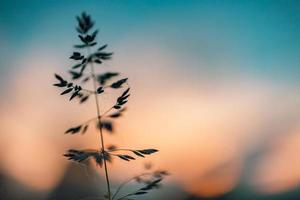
xmin=1 ymin=0 xmax=300 ymax=199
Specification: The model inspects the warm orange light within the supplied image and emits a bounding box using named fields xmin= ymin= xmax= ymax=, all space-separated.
xmin=251 ymin=126 xmax=300 ymax=194
xmin=1 ymin=45 xmax=300 ymax=198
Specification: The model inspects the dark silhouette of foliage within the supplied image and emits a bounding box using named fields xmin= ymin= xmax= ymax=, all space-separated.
xmin=97 ymin=72 xmax=119 ymax=85
xmin=111 ymin=164 xmax=169 ymax=200
xmin=110 ymin=78 xmax=128 ymax=89
xmin=53 ymin=12 xmax=167 ymax=200
xmin=99 ymin=120 xmax=114 ymax=133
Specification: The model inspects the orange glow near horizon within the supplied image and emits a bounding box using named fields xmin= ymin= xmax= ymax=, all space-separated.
xmin=251 ymin=126 xmax=300 ymax=194
xmin=1 ymin=46 xmax=300 ymax=197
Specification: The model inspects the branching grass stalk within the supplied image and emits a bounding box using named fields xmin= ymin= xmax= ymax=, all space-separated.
xmin=112 ymin=172 xmax=152 ymax=200
xmin=53 ymin=12 xmax=167 ymax=200
xmin=89 ymin=48 xmax=112 ymax=200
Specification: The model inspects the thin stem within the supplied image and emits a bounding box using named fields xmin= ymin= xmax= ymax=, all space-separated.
xmin=82 ymin=116 xmax=98 ymax=125
xmin=107 ymin=152 xmax=130 ymax=157
xmin=82 ymin=88 xmax=95 ymax=94
xmin=117 ymin=179 xmax=156 ymax=200
xmin=116 ymin=187 xmax=141 ymax=200
xmin=112 ymin=173 xmax=152 ymax=200
xmin=88 ymin=48 xmax=112 ymax=200
xmin=117 ymin=194 xmax=131 ymax=200
xmin=107 ymin=148 xmax=134 ymax=152
xmin=101 ymin=106 xmax=114 ymax=117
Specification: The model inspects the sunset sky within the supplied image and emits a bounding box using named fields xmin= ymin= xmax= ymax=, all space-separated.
xmin=1 ymin=1 xmax=300 ymax=199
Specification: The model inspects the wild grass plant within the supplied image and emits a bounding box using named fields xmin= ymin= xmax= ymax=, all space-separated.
xmin=53 ymin=12 xmax=168 ymax=200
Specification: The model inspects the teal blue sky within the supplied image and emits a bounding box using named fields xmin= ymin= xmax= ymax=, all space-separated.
xmin=1 ymin=0 xmax=300 ymax=83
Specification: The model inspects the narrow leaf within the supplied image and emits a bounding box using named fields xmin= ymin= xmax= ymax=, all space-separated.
xmin=138 ymin=149 xmax=159 ymax=155
xmin=111 ymin=78 xmax=128 ymax=89
xmin=65 ymin=125 xmax=82 ymax=134
xmin=55 ymin=74 xmax=64 ymax=82
xmin=132 ymin=150 xmax=145 ymax=157
xmin=60 ymin=88 xmax=73 ymax=95
xmin=98 ymin=44 xmax=107 ymax=51
xmin=69 ymin=90 xmax=80 ymax=100
xmin=81 ymin=125 xmax=88 ymax=134
xmin=135 ymin=192 xmax=147 ymax=195
xmin=97 ymin=87 xmax=104 ymax=94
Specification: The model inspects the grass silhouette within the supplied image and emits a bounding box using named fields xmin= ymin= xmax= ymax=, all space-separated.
xmin=53 ymin=12 xmax=168 ymax=200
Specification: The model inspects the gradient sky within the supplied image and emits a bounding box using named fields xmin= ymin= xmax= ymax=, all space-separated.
xmin=1 ymin=0 xmax=300 ymax=86
xmin=1 ymin=1 xmax=300 ymax=199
